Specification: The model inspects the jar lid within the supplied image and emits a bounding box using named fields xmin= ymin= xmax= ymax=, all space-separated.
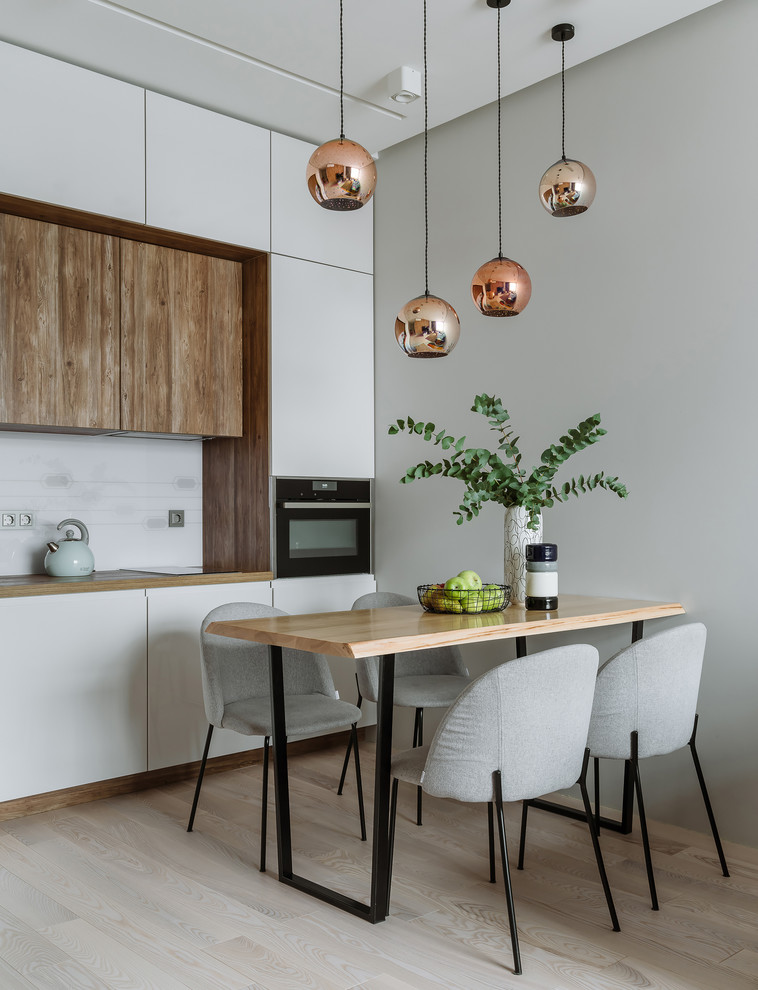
xmin=526 ymin=542 xmax=558 ymax=561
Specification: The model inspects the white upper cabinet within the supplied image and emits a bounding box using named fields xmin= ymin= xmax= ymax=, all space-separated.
xmin=0 ymin=41 xmax=145 ymax=222
xmin=271 ymin=132 xmax=373 ymax=273
xmin=270 ymin=255 xmax=374 ymax=479
xmin=146 ymin=92 xmax=270 ymax=250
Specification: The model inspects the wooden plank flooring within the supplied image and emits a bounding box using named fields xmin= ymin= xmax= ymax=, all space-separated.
xmin=0 ymin=743 xmax=755 ymax=989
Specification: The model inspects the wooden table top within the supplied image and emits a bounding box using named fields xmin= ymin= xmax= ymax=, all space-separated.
xmin=205 ymin=593 xmax=685 ymax=659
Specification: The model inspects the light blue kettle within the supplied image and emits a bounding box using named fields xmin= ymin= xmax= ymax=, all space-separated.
xmin=45 ymin=518 xmax=95 ymax=576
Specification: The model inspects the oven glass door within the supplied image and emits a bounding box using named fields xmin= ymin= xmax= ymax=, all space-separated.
xmin=275 ymin=504 xmax=371 ymax=577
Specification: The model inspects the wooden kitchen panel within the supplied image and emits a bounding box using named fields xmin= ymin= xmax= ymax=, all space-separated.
xmin=120 ymin=240 xmax=243 ymax=436
xmin=0 ymin=213 xmax=120 ymax=429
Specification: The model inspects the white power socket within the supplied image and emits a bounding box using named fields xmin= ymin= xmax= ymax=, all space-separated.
xmin=1 ymin=511 xmax=35 ymax=529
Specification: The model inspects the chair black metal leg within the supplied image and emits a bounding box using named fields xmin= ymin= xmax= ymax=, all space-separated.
xmin=578 ymin=749 xmax=620 ymax=932
xmin=338 ymin=681 xmax=362 ymax=795
xmin=594 ymin=756 xmax=601 ymax=828
xmin=388 ymin=777 xmax=399 ymax=911
xmin=488 ymin=802 xmax=496 ymax=882
xmin=260 ymin=735 xmax=270 ymax=873
xmin=630 ymin=731 xmax=658 ymax=910
xmin=517 ymin=800 xmax=529 ymax=871
xmin=493 ymin=770 xmax=522 ymax=976
xmin=187 ymin=723 xmax=213 ymax=832
xmin=689 ymin=715 xmax=730 ymax=877
xmin=351 ymin=723 xmax=367 ymax=841
xmin=413 ymin=707 xmax=424 ymax=826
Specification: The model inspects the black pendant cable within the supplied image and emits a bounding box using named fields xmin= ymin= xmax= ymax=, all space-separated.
xmin=471 ymin=0 xmax=532 ymax=318
xmin=538 ymin=23 xmax=596 ymax=217
xmin=306 ymin=0 xmax=377 ymax=210
xmin=394 ymin=0 xmax=461 ymax=358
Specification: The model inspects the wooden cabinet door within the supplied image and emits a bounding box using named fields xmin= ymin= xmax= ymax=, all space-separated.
xmin=0 ymin=214 xmax=120 ymax=429
xmin=120 ymin=241 xmax=243 ymax=436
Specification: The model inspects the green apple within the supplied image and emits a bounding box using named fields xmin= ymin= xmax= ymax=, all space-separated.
xmin=457 ymin=569 xmax=482 ymax=590
xmin=463 ymin=590 xmax=484 ymax=613
xmin=444 ymin=575 xmax=467 ymax=593
xmin=441 ymin=596 xmax=464 ymax=613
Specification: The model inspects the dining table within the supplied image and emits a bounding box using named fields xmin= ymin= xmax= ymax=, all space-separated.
xmin=206 ymin=592 xmax=685 ymax=924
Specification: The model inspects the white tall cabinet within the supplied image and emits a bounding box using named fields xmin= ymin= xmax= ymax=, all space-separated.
xmin=146 ymin=582 xmax=273 ymax=771
xmin=269 ymin=257 xmax=374 ymax=479
xmin=0 ymin=591 xmax=147 ymax=801
xmin=0 ymin=40 xmax=145 ymax=222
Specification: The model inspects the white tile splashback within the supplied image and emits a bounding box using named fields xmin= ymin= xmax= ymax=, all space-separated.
xmin=0 ymin=432 xmax=202 ymax=575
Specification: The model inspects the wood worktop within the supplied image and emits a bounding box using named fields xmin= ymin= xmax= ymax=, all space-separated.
xmin=206 ymin=593 xmax=685 ymax=659
xmin=0 ymin=569 xmax=273 ymax=599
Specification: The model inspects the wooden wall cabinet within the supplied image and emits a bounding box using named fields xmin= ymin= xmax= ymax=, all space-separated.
xmin=120 ymin=241 xmax=243 ymax=437
xmin=0 ymin=213 xmax=120 ymax=430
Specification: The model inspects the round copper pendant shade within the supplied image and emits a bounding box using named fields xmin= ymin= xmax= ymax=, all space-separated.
xmin=395 ymin=294 xmax=461 ymax=358
xmin=471 ymin=256 xmax=532 ymax=317
xmin=306 ymin=138 xmax=377 ymax=211
xmin=539 ymin=158 xmax=596 ymax=217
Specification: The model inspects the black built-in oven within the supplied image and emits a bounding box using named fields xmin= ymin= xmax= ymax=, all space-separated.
xmin=273 ymin=477 xmax=372 ymax=578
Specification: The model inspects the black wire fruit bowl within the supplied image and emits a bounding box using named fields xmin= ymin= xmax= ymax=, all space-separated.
xmin=417 ymin=583 xmax=511 ymax=614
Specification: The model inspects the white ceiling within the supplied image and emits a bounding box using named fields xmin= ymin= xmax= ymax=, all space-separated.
xmin=0 ymin=0 xmax=723 ymax=154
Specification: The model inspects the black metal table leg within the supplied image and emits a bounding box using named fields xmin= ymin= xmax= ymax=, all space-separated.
xmin=268 ymin=645 xmax=293 ymax=878
xmin=369 ymin=652 xmax=395 ymax=922
xmin=268 ymin=644 xmax=396 ymax=922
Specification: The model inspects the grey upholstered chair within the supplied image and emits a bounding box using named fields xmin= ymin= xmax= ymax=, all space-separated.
xmin=338 ymin=590 xmax=471 ymax=825
xmin=187 ymin=602 xmax=366 ymax=871
xmin=388 ymin=644 xmax=619 ymax=976
xmin=584 ymin=621 xmax=729 ymax=909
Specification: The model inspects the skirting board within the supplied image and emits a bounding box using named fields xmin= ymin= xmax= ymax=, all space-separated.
xmin=0 ymin=726 xmax=373 ymax=823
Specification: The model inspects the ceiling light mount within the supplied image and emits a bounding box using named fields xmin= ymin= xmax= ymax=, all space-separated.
xmin=551 ymin=23 xmax=575 ymax=43
xmin=486 ymin=0 xmax=511 ymax=8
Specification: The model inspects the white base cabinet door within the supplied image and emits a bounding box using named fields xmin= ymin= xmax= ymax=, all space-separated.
xmin=272 ymin=574 xmax=376 ymax=714
xmin=270 ymin=256 xmax=374 ymax=479
xmin=146 ymin=582 xmax=272 ymax=771
xmin=0 ymin=40 xmax=145 ymax=222
xmin=146 ymin=92 xmax=270 ymax=250
xmin=0 ymin=591 xmax=147 ymax=802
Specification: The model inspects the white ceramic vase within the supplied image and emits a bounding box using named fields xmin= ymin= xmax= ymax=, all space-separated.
xmin=504 ymin=506 xmax=543 ymax=605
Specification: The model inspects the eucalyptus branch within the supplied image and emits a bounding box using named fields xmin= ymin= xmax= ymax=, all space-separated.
xmin=389 ymin=394 xmax=629 ymax=527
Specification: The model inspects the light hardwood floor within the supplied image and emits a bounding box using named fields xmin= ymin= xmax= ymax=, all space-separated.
xmin=0 ymin=743 xmax=755 ymax=989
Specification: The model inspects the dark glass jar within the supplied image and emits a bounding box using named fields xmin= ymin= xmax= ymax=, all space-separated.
xmin=525 ymin=543 xmax=558 ymax=611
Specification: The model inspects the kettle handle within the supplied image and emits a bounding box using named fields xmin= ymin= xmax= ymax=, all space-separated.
xmin=57 ymin=518 xmax=89 ymax=544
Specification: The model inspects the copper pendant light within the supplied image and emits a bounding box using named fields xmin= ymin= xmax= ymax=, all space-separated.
xmin=471 ymin=0 xmax=531 ymax=318
xmin=539 ymin=23 xmax=596 ymax=217
xmin=396 ymin=0 xmax=460 ymax=358
xmin=306 ymin=0 xmax=376 ymax=211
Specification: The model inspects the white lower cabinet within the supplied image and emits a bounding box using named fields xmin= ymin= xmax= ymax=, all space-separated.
xmin=272 ymin=574 xmax=377 ymax=711
xmin=0 ymin=591 xmax=147 ymax=802
xmin=146 ymin=582 xmax=273 ymax=771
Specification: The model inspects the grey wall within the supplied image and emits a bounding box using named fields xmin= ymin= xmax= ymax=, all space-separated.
xmin=373 ymin=0 xmax=757 ymax=847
